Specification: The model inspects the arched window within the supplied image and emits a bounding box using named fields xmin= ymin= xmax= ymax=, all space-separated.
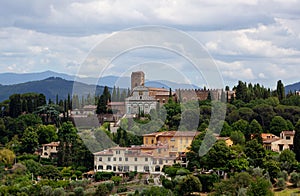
xmin=106 ymin=165 xmax=112 ymax=170
xmin=155 ymin=165 xmax=160 ymax=172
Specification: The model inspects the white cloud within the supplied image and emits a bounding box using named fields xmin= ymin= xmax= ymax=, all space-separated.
xmin=1 ymin=0 xmax=300 ymax=88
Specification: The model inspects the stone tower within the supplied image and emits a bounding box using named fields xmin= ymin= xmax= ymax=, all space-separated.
xmin=131 ymin=71 xmax=145 ymax=91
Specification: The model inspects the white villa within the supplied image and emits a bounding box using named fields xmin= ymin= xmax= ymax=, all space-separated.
xmin=93 ymin=145 xmax=174 ymax=173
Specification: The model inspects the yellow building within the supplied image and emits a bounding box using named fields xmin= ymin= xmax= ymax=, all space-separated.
xmin=215 ymin=136 xmax=233 ymax=147
xmin=143 ymin=131 xmax=200 ymax=153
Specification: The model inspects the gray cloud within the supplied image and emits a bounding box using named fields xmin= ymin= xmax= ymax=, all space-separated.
xmin=1 ymin=0 xmax=300 ymax=88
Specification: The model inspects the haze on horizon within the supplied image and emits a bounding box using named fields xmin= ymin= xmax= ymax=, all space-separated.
xmin=1 ymin=0 xmax=300 ymax=89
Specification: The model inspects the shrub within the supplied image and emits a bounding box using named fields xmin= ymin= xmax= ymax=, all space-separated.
xmin=111 ymin=176 xmax=122 ymax=185
xmin=276 ymin=178 xmax=286 ymax=190
xmin=52 ymin=187 xmax=66 ymax=196
xmin=74 ymin=186 xmax=84 ymax=196
xmin=277 ymin=170 xmax=288 ymax=181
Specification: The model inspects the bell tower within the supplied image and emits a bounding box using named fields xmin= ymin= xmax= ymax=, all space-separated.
xmin=131 ymin=71 xmax=145 ymax=91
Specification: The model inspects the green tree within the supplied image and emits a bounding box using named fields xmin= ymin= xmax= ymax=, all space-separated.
xmin=140 ymin=186 xmax=173 ymax=196
xmin=231 ymin=119 xmax=249 ymax=135
xmin=21 ymin=127 xmax=39 ymax=153
xmin=22 ymin=159 xmax=42 ymax=176
xmin=294 ymin=119 xmax=300 ymax=162
xmin=270 ymin=116 xmax=288 ymax=136
xmin=9 ymin=94 xmax=22 ymax=118
xmin=174 ymin=175 xmax=202 ymax=196
xmin=95 ymin=183 xmax=109 ymax=196
xmin=276 ymin=80 xmax=285 ymax=101
xmin=230 ymin=131 xmax=245 ymax=145
xmin=0 ymin=148 xmax=15 ymax=167
xmin=279 ymin=149 xmax=297 ymax=172
xmin=219 ymin=121 xmax=232 ymax=137
xmin=39 ymin=165 xmax=61 ymax=179
xmin=57 ymin=122 xmax=78 ymax=166
xmin=245 ymin=139 xmax=266 ymax=167
xmin=253 ymin=104 xmax=275 ymax=131
xmin=246 ymin=177 xmax=273 ymax=196
xmin=201 ymin=140 xmax=232 ymax=170
xmin=37 ymin=124 xmax=58 ymax=144
xmin=248 ymin=119 xmax=263 ymax=142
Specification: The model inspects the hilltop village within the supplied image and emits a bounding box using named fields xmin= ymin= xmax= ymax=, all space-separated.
xmin=1 ymin=72 xmax=300 ymax=195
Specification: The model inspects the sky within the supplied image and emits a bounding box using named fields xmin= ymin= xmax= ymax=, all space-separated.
xmin=1 ymin=0 xmax=300 ymax=89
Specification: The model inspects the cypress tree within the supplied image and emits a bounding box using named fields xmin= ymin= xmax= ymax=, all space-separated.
xmin=294 ymin=120 xmax=300 ymax=161
xmin=276 ymin=80 xmax=285 ymax=101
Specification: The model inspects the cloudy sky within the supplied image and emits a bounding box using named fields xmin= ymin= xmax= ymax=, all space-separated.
xmin=1 ymin=0 xmax=300 ymax=88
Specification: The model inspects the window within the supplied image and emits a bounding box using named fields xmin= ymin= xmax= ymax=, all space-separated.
xmin=125 ymin=157 xmax=128 ymax=161
xmin=159 ymin=159 xmax=163 ymax=164
xmin=134 ymin=157 xmax=138 ymax=161
xmin=119 ymin=157 xmax=122 ymax=161
xmin=113 ymin=166 xmax=116 ymax=171
xmin=286 ymin=136 xmax=291 ymax=140
xmin=146 ymin=138 xmax=148 ymax=144
xmin=44 ymin=146 xmax=48 ymax=150
xmin=145 ymin=157 xmax=148 ymax=162
xmin=118 ymin=166 xmax=123 ymax=171
xmin=124 ymin=166 xmax=129 ymax=172
xmin=108 ymin=157 xmax=111 ymax=161
xmin=98 ymin=165 xmax=103 ymax=170
xmin=144 ymin=165 xmax=149 ymax=172
xmin=153 ymin=159 xmax=157 ymax=164
xmin=134 ymin=166 xmax=138 ymax=171
xmin=99 ymin=157 xmax=102 ymax=161
xmin=106 ymin=165 xmax=112 ymax=170
xmin=158 ymin=149 xmax=161 ymax=154
xmin=186 ymin=137 xmax=188 ymax=144
xmin=113 ymin=157 xmax=116 ymax=161
xmin=116 ymin=150 xmax=120 ymax=154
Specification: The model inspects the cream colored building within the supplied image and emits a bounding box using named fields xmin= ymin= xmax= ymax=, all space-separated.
xmin=94 ymin=131 xmax=199 ymax=173
xmin=41 ymin=142 xmax=60 ymax=158
xmin=262 ymin=131 xmax=295 ymax=152
xmin=93 ymin=146 xmax=174 ymax=173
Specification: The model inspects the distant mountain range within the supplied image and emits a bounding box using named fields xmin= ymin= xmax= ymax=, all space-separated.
xmin=0 ymin=77 xmax=107 ymax=102
xmin=285 ymin=82 xmax=300 ymax=94
xmin=1 ymin=70 xmax=299 ymax=101
xmin=0 ymin=70 xmax=200 ymax=91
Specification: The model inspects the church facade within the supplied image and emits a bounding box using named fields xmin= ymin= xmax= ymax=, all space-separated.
xmin=125 ymin=85 xmax=157 ymax=115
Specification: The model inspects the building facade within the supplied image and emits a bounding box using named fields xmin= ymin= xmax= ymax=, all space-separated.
xmin=262 ymin=131 xmax=295 ymax=152
xmin=125 ymin=86 xmax=157 ymax=115
xmin=93 ymin=131 xmax=199 ymax=173
xmin=41 ymin=142 xmax=60 ymax=159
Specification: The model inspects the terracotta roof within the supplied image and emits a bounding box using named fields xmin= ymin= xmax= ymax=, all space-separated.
xmin=215 ymin=136 xmax=230 ymax=141
xmin=83 ymin=105 xmax=97 ymax=109
xmin=93 ymin=150 xmax=113 ymax=156
xmin=148 ymin=87 xmax=169 ymax=92
xmin=263 ymin=138 xmax=280 ymax=144
xmin=143 ymin=131 xmax=199 ymax=137
xmin=42 ymin=142 xmax=60 ymax=147
xmin=282 ymin=130 xmax=295 ymax=136
xmin=107 ymin=102 xmax=125 ymax=106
